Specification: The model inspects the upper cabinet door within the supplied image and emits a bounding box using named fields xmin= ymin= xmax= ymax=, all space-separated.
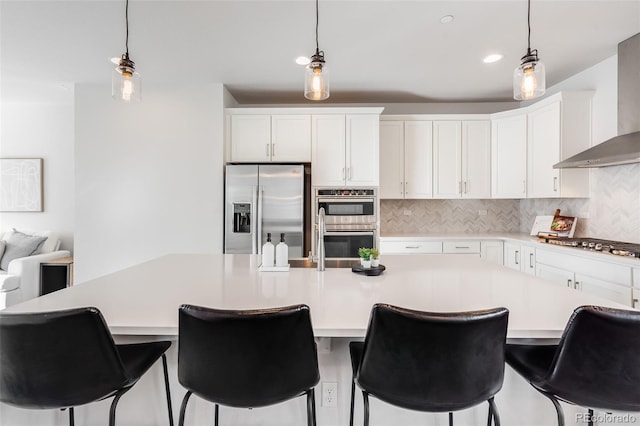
xmin=230 ymin=115 xmax=272 ymax=162
xmin=491 ymin=114 xmax=527 ymax=198
xmin=346 ymin=114 xmax=379 ymax=186
xmin=271 ymin=115 xmax=311 ymax=162
xmin=312 ymin=115 xmax=347 ymax=186
xmin=461 ymin=121 xmax=491 ymax=198
xmin=433 ymin=121 xmax=462 ymax=198
xmin=379 ymin=121 xmax=404 ymax=199
xmin=404 ymin=121 xmax=433 ymax=199
xmin=527 ymin=102 xmax=561 ymax=198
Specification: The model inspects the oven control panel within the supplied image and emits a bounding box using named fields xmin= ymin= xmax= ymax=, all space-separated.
xmin=316 ymin=188 xmax=375 ymax=197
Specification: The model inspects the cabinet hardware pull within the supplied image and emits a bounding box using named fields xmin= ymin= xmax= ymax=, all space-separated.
xmin=400 ymin=181 xmax=403 ymax=195
xmin=405 ymin=245 xmax=420 ymax=249
xmin=272 ymin=143 xmax=276 ymax=157
xmin=455 ymin=246 xmax=470 ymax=249
xmin=464 ymin=181 xmax=468 ymax=194
xmin=553 ymin=177 xmax=558 ymax=192
xmin=458 ymin=181 xmax=462 ymax=194
xmin=634 ymin=299 xmax=638 ymax=309
xmin=515 ymin=250 xmax=519 ymax=265
xmin=266 ymin=144 xmax=270 ymax=157
xmin=522 ymin=180 xmax=526 ymax=194
xmin=529 ymin=253 xmax=534 ymax=268
xmin=574 ymin=281 xmax=580 ymax=290
xmin=342 ymin=167 xmax=345 ymax=180
xmin=567 ymin=279 xmax=572 ymax=288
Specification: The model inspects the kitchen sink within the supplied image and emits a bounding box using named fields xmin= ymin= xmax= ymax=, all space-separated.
xmin=288 ymin=258 xmax=358 ymax=268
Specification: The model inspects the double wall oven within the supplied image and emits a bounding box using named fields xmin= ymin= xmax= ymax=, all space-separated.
xmin=313 ymin=188 xmax=378 ymax=258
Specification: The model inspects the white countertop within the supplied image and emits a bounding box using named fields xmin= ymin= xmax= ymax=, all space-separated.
xmin=5 ymin=253 xmax=632 ymax=340
xmin=381 ymin=232 xmax=640 ymax=267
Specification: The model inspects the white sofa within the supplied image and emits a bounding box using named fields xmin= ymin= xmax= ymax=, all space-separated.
xmin=0 ymin=230 xmax=71 ymax=309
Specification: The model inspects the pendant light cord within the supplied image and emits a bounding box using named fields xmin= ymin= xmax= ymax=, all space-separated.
xmin=527 ymin=0 xmax=531 ymax=52
xmin=125 ymin=0 xmax=130 ymax=57
xmin=315 ymin=0 xmax=319 ymax=52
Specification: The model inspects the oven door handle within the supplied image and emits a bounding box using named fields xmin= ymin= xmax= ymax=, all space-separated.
xmin=323 ymin=231 xmax=375 ymax=236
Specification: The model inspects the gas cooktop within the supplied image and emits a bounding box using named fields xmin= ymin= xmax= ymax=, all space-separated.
xmin=540 ymin=237 xmax=640 ymax=259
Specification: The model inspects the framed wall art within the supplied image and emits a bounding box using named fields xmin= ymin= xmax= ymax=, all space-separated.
xmin=0 ymin=158 xmax=43 ymax=212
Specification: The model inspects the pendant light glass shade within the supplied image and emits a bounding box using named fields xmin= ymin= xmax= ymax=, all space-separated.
xmin=304 ymin=0 xmax=329 ymax=101
xmin=513 ymin=50 xmax=545 ymax=100
xmin=113 ymin=0 xmax=141 ymax=102
xmin=513 ymin=0 xmax=545 ymax=100
xmin=304 ymin=51 xmax=330 ymax=101
xmin=112 ymin=54 xmax=141 ymax=102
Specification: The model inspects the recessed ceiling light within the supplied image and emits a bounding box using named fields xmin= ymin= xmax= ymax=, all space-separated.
xmin=483 ymin=54 xmax=504 ymax=64
xmin=295 ymin=56 xmax=311 ymax=66
xmin=440 ymin=15 xmax=454 ymax=24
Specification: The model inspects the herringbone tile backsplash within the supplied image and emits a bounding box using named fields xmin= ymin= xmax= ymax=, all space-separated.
xmin=381 ymin=164 xmax=640 ymax=242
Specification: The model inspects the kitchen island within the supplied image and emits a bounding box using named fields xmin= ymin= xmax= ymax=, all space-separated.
xmin=1 ymin=254 xmax=633 ymax=426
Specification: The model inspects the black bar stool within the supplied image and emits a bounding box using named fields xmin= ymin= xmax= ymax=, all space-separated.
xmin=506 ymin=305 xmax=640 ymax=426
xmin=0 ymin=307 xmax=174 ymax=426
xmin=349 ymin=303 xmax=509 ymax=426
xmin=177 ymin=303 xmax=320 ymax=426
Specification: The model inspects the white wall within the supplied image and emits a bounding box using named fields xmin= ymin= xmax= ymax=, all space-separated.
xmin=0 ymin=87 xmax=75 ymax=251
xmin=74 ymin=84 xmax=227 ymax=283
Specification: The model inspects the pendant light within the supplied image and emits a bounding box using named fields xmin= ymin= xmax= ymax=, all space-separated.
xmin=513 ymin=0 xmax=545 ymax=100
xmin=304 ymin=0 xmax=329 ymax=101
xmin=112 ymin=0 xmax=141 ymax=102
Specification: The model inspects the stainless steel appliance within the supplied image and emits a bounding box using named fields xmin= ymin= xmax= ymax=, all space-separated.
xmin=539 ymin=237 xmax=640 ymax=259
xmin=224 ymin=164 xmax=305 ymax=257
xmin=313 ymin=188 xmax=378 ymax=258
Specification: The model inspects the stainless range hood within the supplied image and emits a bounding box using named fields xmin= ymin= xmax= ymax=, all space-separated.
xmin=554 ymin=33 xmax=640 ymax=169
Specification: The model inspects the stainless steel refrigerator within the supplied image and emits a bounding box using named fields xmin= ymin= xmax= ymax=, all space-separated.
xmin=224 ymin=164 xmax=304 ymax=257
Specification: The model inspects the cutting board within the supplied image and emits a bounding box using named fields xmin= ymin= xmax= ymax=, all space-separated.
xmin=530 ymin=216 xmax=554 ymax=236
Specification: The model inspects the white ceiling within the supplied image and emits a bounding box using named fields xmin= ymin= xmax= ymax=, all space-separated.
xmin=1 ymin=0 xmax=639 ymax=104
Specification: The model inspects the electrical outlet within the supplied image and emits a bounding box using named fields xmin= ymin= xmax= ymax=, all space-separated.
xmin=478 ymin=209 xmax=488 ymax=216
xmin=322 ymin=382 xmax=338 ymax=407
xmin=403 ymin=209 xmax=412 ymax=216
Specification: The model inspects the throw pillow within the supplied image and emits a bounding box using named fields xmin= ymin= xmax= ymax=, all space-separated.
xmin=0 ymin=230 xmax=48 ymax=271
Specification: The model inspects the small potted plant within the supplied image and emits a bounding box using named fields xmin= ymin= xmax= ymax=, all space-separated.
xmin=370 ymin=248 xmax=380 ymax=267
xmin=358 ymin=247 xmax=372 ymax=268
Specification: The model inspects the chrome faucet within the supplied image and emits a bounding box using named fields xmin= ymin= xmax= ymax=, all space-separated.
xmin=317 ymin=207 xmax=326 ymax=271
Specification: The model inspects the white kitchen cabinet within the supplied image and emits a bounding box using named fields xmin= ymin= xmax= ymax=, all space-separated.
xmin=312 ymin=114 xmax=379 ymax=187
xmin=536 ymin=248 xmax=633 ymax=306
xmin=230 ymin=114 xmax=311 ymax=162
xmin=379 ymin=120 xmax=433 ymax=199
xmin=527 ymin=92 xmax=592 ymax=198
xmin=480 ymin=240 xmax=504 ymax=265
xmin=504 ymin=242 xmax=522 ymax=271
xmin=433 ymin=120 xmax=490 ymax=199
xmin=504 ymin=242 xmax=535 ymax=275
xmin=491 ymin=112 xmax=527 ymax=198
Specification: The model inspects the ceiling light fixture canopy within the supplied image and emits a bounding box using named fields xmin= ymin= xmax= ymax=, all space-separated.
xmin=513 ymin=0 xmax=545 ymax=101
xmin=112 ymin=0 xmax=141 ymax=102
xmin=304 ymin=0 xmax=329 ymax=101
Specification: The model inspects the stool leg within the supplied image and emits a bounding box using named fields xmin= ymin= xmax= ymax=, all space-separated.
xmin=69 ymin=407 xmax=74 ymax=426
xmin=541 ymin=392 xmax=564 ymax=426
xmin=178 ymin=391 xmax=193 ymax=426
xmin=109 ymin=388 xmax=132 ymax=426
xmin=488 ymin=397 xmax=500 ymax=426
xmin=214 ymin=404 xmax=219 ymax=426
xmin=362 ymin=391 xmax=370 ymax=426
xmin=449 ymin=412 xmax=453 ymax=426
xmin=161 ymin=354 xmax=174 ymax=426
xmin=349 ymin=377 xmax=356 ymax=426
xmin=587 ymin=409 xmax=594 ymax=426
xmin=306 ymin=389 xmax=317 ymax=426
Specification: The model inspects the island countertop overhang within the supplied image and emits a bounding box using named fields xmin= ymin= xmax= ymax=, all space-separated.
xmin=4 ymin=253 xmax=631 ymax=339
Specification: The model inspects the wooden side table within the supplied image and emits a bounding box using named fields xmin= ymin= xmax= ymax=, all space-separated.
xmin=40 ymin=257 xmax=74 ymax=296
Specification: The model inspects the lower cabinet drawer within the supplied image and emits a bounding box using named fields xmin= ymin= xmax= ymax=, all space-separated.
xmin=443 ymin=241 xmax=481 ymax=254
xmin=380 ymin=241 xmax=443 ymax=254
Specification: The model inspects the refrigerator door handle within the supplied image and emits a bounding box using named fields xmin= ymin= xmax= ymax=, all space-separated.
xmin=251 ymin=186 xmax=259 ymax=254
xmin=257 ymin=186 xmax=264 ymax=254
